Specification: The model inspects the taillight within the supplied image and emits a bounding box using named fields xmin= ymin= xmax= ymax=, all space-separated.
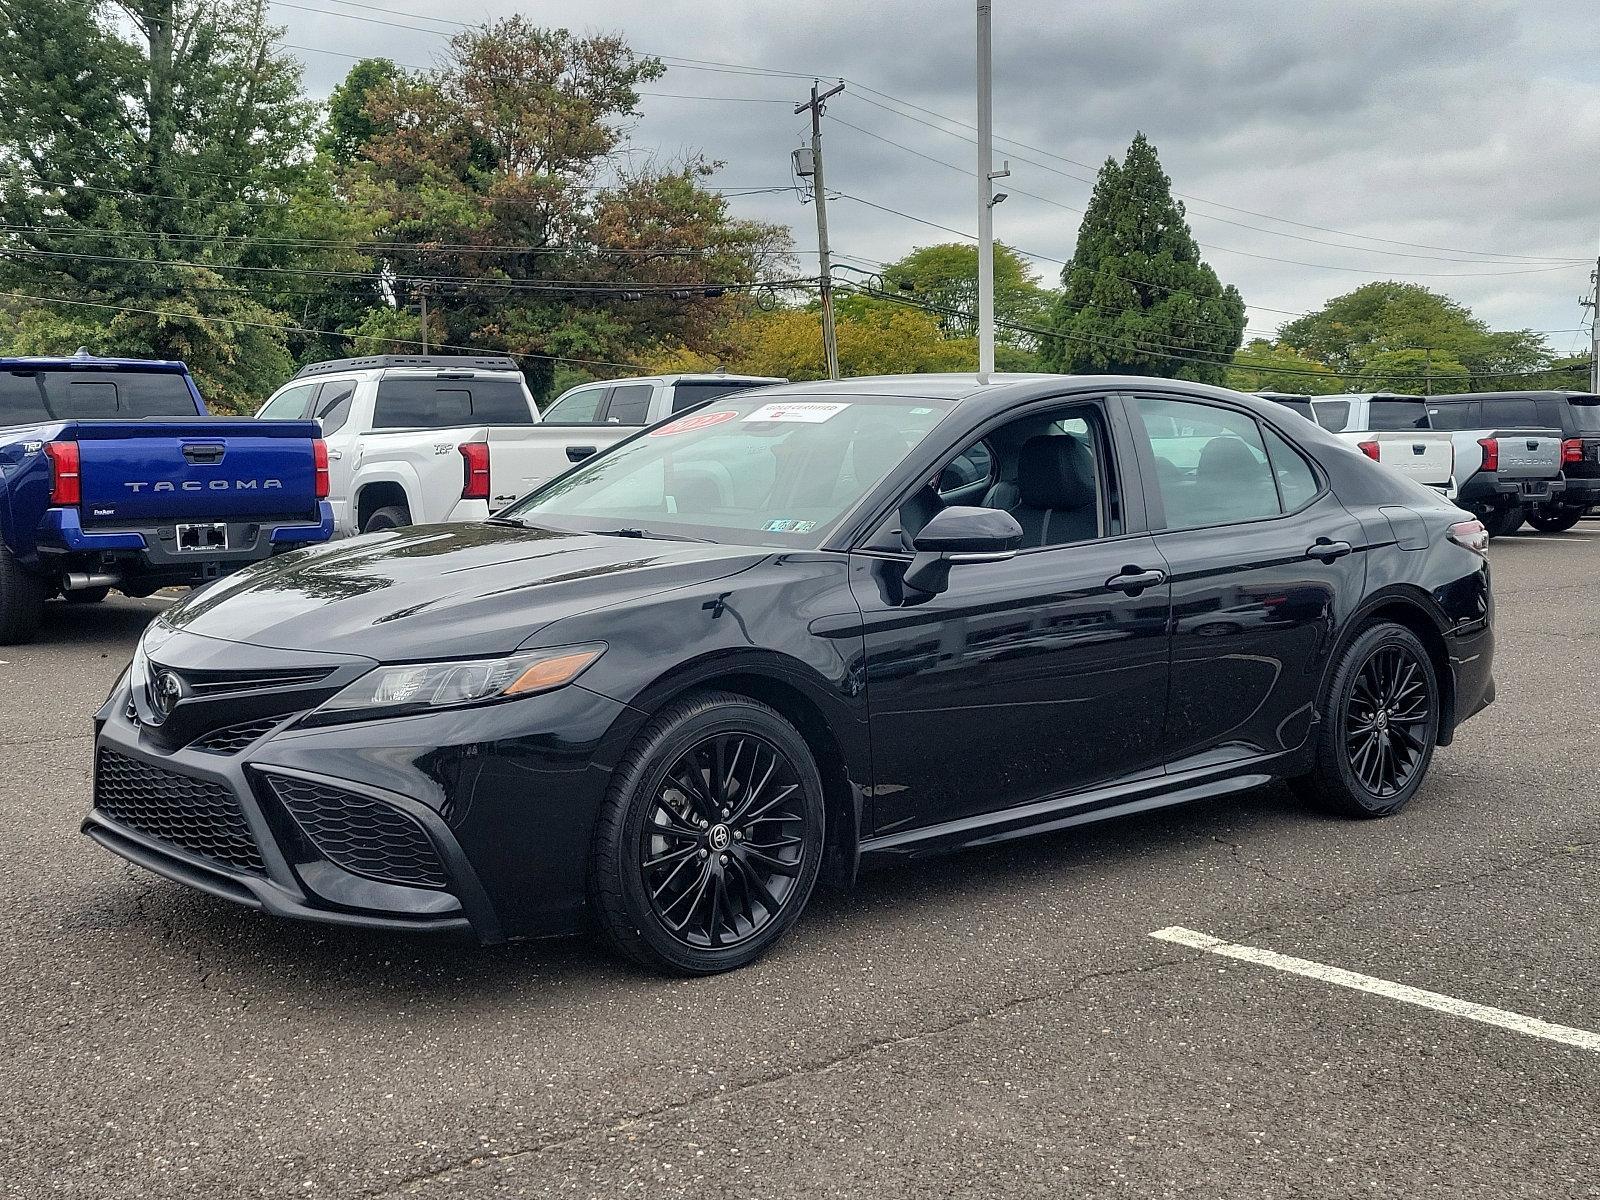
xmin=460 ymin=442 xmax=490 ymax=500
xmin=312 ymin=439 xmax=330 ymax=499
xmin=44 ymin=441 xmax=80 ymax=506
xmin=1447 ymin=518 xmax=1488 ymax=556
xmin=1562 ymin=438 xmax=1582 ymax=465
xmin=1478 ymin=437 xmax=1499 ymax=472
xmin=1356 ymin=440 xmax=1380 ymax=461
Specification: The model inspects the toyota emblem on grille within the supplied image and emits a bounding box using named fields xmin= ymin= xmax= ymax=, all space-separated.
xmin=148 ymin=669 xmax=185 ymax=723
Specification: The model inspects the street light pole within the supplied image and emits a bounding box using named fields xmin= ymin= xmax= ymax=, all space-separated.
xmin=976 ymin=1 xmax=995 ymax=383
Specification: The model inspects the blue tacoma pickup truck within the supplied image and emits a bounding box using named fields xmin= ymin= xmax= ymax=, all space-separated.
xmin=0 ymin=353 xmax=333 ymax=642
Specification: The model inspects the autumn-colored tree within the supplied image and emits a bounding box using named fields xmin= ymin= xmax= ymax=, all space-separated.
xmin=338 ymin=21 xmax=790 ymax=399
xmin=1224 ymin=339 xmax=1345 ymax=395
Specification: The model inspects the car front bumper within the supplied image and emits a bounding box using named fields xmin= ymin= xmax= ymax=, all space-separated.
xmin=84 ymin=656 xmax=642 ymax=942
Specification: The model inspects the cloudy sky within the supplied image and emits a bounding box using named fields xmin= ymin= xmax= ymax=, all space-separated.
xmin=274 ymin=0 xmax=1600 ymax=351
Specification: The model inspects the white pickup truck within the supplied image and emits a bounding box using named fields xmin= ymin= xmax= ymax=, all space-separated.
xmin=257 ymin=354 xmax=546 ymax=535
xmin=1259 ymin=392 xmax=1456 ymax=498
xmin=523 ymin=373 xmax=786 ymax=492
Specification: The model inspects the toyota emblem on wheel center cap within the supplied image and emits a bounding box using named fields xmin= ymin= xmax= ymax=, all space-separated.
xmin=708 ymin=824 xmax=731 ymax=852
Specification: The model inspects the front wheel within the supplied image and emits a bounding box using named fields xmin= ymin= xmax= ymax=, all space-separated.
xmin=1297 ymin=623 xmax=1441 ymax=818
xmin=1525 ymin=502 xmax=1585 ymax=533
xmin=590 ymin=691 xmax=826 ymax=975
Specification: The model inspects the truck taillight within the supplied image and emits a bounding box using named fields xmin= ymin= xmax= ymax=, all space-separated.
xmin=1447 ymin=518 xmax=1488 ymax=556
xmin=312 ymin=439 xmax=330 ymax=499
xmin=1477 ymin=437 xmax=1499 ymax=472
xmin=460 ymin=442 xmax=490 ymax=501
xmin=44 ymin=441 xmax=80 ymax=506
xmin=1562 ymin=438 xmax=1582 ymax=465
xmin=1356 ymin=440 xmax=1380 ymax=461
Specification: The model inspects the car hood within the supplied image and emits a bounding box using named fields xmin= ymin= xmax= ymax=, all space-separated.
xmin=158 ymin=523 xmax=769 ymax=659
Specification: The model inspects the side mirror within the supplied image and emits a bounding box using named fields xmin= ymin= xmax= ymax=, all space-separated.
xmin=903 ymin=506 xmax=1023 ymax=596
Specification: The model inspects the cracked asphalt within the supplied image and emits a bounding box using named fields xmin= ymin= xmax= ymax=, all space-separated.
xmin=2 ymin=528 xmax=1597 ymax=1199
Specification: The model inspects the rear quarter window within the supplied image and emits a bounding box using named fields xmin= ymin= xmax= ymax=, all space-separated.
xmin=1568 ymin=401 xmax=1600 ymax=433
xmin=1311 ymin=400 xmax=1350 ymax=432
xmin=1425 ymin=401 xmax=1480 ymax=429
xmin=1483 ymin=398 xmax=1539 ymax=426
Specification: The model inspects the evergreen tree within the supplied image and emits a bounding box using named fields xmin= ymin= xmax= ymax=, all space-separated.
xmin=1040 ymin=133 xmax=1245 ymax=383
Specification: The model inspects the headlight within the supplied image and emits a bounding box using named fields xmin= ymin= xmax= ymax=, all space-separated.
xmin=307 ymin=644 xmax=605 ymax=725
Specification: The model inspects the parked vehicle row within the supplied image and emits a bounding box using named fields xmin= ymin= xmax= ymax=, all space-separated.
xmin=0 ymin=353 xmax=333 ymax=643
xmin=255 ymin=360 xmax=785 ymax=536
xmin=84 ymin=374 xmax=1495 ymax=975
xmin=1259 ymin=389 xmax=1599 ymax=536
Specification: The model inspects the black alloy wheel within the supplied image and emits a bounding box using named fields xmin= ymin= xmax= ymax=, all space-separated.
xmin=1343 ymin=644 xmax=1432 ymax=798
xmin=1525 ymin=502 xmax=1585 ymax=533
xmin=1297 ymin=622 xmax=1440 ymax=818
xmin=641 ymin=732 xmax=808 ymax=950
xmin=1485 ymin=504 xmax=1525 ymax=537
xmin=591 ymin=691 xmax=825 ymax=974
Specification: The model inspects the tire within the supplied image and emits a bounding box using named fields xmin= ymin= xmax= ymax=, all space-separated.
xmin=1525 ymin=503 xmax=1584 ymax=533
xmin=1297 ymin=622 xmax=1441 ymax=818
xmin=0 ymin=546 xmax=47 ymax=645
xmin=64 ymin=586 xmax=111 ymax=605
xmin=361 ymin=504 xmax=410 ymax=534
xmin=589 ymin=690 xmax=826 ymax=975
xmin=1484 ymin=504 xmax=1524 ymax=537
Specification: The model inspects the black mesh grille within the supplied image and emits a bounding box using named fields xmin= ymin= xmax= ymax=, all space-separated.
xmin=268 ymin=776 xmax=447 ymax=889
xmin=190 ymin=717 xmax=283 ymax=755
xmin=94 ymin=749 xmax=265 ymax=873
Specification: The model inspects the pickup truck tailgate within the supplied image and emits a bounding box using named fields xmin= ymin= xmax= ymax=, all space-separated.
xmin=1486 ymin=431 xmax=1563 ymax=479
xmin=1363 ymin=432 xmax=1454 ymax=490
xmin=488 ymin=426 xmax=630 ymax=505
xmin=72 ymin=419 xmax=322 ymax=523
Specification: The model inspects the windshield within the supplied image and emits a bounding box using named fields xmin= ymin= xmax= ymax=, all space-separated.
xmin=502 ymin=394 xmax=955 ymax=547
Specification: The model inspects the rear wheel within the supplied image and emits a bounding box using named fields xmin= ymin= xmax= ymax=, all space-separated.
xmin=1525 ymin=502 xmax=1585 ymax=533
xmin=590 ymin=691 xmax=826 ymax=975
xmin=1298 ymin=622 xmax=1440 ymax=818
xmin=0 ymin=546 xmax=47 ymax=644
xmin=361 ymin=504 xmax=410 ymax=534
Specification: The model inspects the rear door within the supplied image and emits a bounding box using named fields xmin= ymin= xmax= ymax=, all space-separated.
xmin=521 ymin=383 xmax=634 ymax=492
xmin=1130 ymin=393 xmax=1368 ymax=770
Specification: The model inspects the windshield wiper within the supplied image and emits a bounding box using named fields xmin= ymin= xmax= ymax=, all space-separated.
xmin=484 ymin=515 xmax=528 ymax=528
xmin=591 ymin=527 xmax=714 ymax=544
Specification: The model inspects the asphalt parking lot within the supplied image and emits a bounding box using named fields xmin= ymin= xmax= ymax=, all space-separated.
xmin=2 ymin=529 xmax=1596 ymax=1200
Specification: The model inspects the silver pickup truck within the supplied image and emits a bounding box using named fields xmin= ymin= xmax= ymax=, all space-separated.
xmin=1423 ymin=396 xmax=1566 ymax=535
xmin=1260 ymin=393 xmax=1456 ymax=497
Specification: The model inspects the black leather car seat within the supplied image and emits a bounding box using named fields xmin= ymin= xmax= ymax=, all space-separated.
xmin=980 ymin=434 xmax=1098 ymax=548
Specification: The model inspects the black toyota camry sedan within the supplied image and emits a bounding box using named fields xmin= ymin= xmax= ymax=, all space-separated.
xmin=85 ymin=375 xmax=1494 ymax=974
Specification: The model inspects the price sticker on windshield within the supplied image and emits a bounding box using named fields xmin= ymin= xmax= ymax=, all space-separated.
xmin=649 ymin=409 xmax=739 ymax=437
xmin=743 ymin=402 xmax=849 ymax=424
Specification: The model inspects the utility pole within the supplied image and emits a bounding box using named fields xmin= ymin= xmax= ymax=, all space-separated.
xmin=975 ymin=2 xmax=1008 ymax=384
xmin=1585 ymin=253 xmax=1598 ymax=393
xmin=418 ymin=284 xmax=430 ymax=355
xmin=1423 ymin=346 xmax=1432 ymax=396
xmin=795 ymin=81 xmax=845 ymax=380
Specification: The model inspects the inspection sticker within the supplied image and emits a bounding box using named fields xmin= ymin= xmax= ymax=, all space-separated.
xmin=743 ymin=401 xmax=849 ymax=424
xmin=649 ymin=409 xmax=739 ymax=436
xmin=762 ymin=519 xmax=818 ymax=533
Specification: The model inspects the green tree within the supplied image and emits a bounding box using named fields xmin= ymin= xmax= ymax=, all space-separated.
xmin=880 ymin=242 xmax=1052 ymax=347
xmin=0 ymin=0 xmax=342 ymax=410
xmin=1039 ymin=132 xmax=1245 ymax=383
xmin=1225 ymin=339 xmax=1345 ymax=395
xmin=339 ymin=19 xmax=790 ymax=400
xmin=319 ymin=57 xmax=400 ymax=165
xmin=1277 ymin=282 xmax=1555 ymax=393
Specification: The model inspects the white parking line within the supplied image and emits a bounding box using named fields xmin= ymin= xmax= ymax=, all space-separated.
xmin=1151 ymin=926 xmax=1600 ymax=1053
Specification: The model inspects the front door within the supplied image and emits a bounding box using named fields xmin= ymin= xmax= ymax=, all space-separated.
xmin=848 ymin=397 xmax=1171 ymax=838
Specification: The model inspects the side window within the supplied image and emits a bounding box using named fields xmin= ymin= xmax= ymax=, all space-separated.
xmin=1262 ymin=426 xmax=1320 ymax=512
xmin=1136 ymin=397 xmax=1280 ymax=529
xmin=311 ymin=381 xmax=355 ymax=436
xmin=259 ymin=383 xmax=316 ymax=421
xmin=1367 ymin=398 xmax=1430 ymax=430
xmin=1311 ymin=400 xmax=1350 ymax=432
xmin=604 ymin=384 xmax=654 ymax=426
xmin=1426 ymin=401 xmax=1479 ymax=430
xmin=937 ymin=442 xmax=994 ymax=498
xmin=541 ymin=385 xmax=607 ymax=424
xmin=670 ymin=381 xmax=766 ymax=412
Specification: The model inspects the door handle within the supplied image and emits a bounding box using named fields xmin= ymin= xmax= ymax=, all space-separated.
xmin=327 ymin=448 xmax=343 ymax=461
xmin=566 ymin=445 xmax=597 ymax=462
xmin=1106 ymin=567 xmax=1166 ymax=595
xmin=1307 ymin=538 xmax=1353 ymax=562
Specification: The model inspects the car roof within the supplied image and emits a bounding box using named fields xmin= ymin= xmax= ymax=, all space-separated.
xmin=1428 ymin=390 xmax=1600 ymax=403
xmin=0 ymin=354 xmax=189 ymax=373
xmin=661 ymin=373 xmax=786 ymax=385
xmin=292 ymin=354 xmax=521 ymax=379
